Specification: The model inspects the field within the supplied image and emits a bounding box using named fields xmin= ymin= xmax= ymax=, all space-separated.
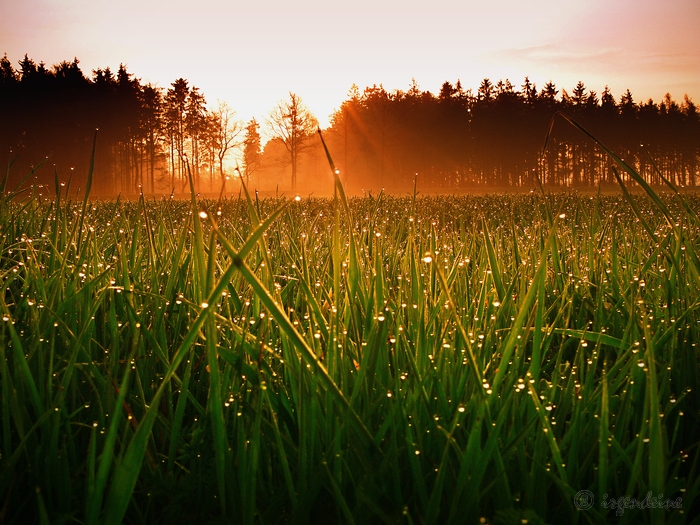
xmin=1 ymin=150 xmax=699 ymax=524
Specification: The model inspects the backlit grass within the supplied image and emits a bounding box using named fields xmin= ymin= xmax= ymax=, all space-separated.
xmin=1 ymin=142 xmax=699 ymax=524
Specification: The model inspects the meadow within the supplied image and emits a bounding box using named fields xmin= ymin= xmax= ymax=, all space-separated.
xmin=1 ymin=130 xmax=699 ymax=524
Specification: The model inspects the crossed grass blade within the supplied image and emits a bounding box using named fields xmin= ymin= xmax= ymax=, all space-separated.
xmin=488 ymin=215 xmax=558 ymax=399
xmin=210 ymin=216 xmax=375 ymax=448
xmin=100 ymin=192 xmax=289 ymax=525
xmin=544 ymin=111 xmax=675 ymax=227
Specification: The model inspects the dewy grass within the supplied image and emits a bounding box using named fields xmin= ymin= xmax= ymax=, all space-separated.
xmin=0 ymin=124 xmax=699 ymax=524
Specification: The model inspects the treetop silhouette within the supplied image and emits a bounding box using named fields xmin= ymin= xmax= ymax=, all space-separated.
xmin=1 ymin=54 xmax=697 ymax=195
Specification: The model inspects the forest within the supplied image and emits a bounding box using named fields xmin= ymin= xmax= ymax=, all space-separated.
xmin=1 ymin=54 xmax=699 ymax=195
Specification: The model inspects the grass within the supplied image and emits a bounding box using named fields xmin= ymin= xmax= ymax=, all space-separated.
xmin=0 ymin=125 xmax=699 ymax=524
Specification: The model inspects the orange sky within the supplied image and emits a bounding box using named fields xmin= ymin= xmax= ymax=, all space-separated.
xmin=2 ymin=0 xmax=699 ymax=129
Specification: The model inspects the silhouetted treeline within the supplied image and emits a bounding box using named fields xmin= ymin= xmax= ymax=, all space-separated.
xmin=322 ymin=79 xmax=700 ymax=193
xmin=2 ymin=54 xmax=698 ymax=195
xmin=0 ymin=54 xmax=238 ymax=195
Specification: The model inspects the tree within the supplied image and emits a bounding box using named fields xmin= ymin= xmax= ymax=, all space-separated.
xmin=495 ymin=79 xmax=514 ymax=97
xmin=329 ymin=84 xmax=362 ymax=187
xmin=18 ymin=54 xmax=39 ymax=83
xmin=266 ymin=93 xmax=318 ymax=192
xmin=116 ymin=64 xmax=142 ymax=193
xmin=521 ymin=76 xmax=537 ymax=105
xmin=478 ymin=78 xmax=494 ymax=102
xmin=0 ymin=54 xmax=17 ymax=85
xmin=620 ymin=89 xmax=635 ymax=115
xmin=572 ymin=81 xmax=587 ymax=106
xmin=242 ymin=118 xmax=262 ymax=184
xmin=163 ymin=78 xmax=190 ymax=188
xmin=139 ymin=84 xmax=163 ymax=193
xmin=439 ymin=81 xmax=457 ymax=100
xmin=540 ymin=81 xmax=559 ymax=105
xmin=211 ymin=101 xmax=242 ymax=187
xmin=185 ymin=86 xmax=207 ymax=187
xmin=360 ymin=85 xmax=397 ymax=188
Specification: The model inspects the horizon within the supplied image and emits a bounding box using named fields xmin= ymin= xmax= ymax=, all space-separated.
xmin=1 ymin=50 xmax=697 ymax=145
xmin=2 ymin=0 xmax=699 ymax=129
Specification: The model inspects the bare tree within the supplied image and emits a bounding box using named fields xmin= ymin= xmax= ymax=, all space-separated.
xmin=212 ymin=101 xmax=243 ymax=186
xmin=266 ymin=92 xmax=318 ymax=192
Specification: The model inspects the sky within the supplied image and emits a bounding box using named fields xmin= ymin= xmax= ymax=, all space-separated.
xmin=2 ymin=0 xmax=699 ymax=131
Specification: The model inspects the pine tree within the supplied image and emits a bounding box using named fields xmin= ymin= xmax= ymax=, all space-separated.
xmin=243 ymin=118 xmax=262 ymax=185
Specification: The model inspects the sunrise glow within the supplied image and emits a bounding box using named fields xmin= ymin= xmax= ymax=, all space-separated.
xmin=2 ymin=0 xmax=698 ymax=128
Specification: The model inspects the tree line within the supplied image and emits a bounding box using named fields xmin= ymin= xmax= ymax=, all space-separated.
xmin=322 ymin=79 xmax=700 ymax=193
xmin=1 ymin=54 xmax=698 ymax=195
xmin=0 ymin=55 xmax=247 ymax=195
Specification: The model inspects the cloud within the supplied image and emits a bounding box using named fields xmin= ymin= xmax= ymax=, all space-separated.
xmin=485 ymin=42 xmax=700 ymax=95
xmin=492 ymin=43 xmax=697 ymax=72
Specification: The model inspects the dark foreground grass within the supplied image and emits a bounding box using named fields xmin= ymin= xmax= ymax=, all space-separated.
xmin=1 ymin=149 xmax=699 ymax=524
